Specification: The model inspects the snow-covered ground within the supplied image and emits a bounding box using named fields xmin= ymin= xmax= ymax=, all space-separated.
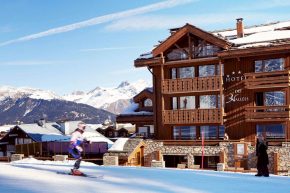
xmin=0 ymin=158 xmax=289 ymax=193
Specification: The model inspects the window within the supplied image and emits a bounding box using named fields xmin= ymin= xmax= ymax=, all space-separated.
xmin=167 ymin=49 xmax=188 ymax=61
xmin=199 ymin=65 xmax=216 ymax=77
xmin=199 ymin=64 xmax=224 ymax=77
xmin=265 ymin=91 xmax=285 ymax=106
xmin=180 ymin=96 xmax=195 ymax=109
xmin=172 ymin=97 xmax=178 ymax=110
xmin=200 ymin=95 xmax=220 ymax=109
xmin=195 ymin=43 xmax=220 ymax=57
xmin=173 ymin=126 xmax=196 ymax=140
xmin=144 ymin=99 xmax=152 ymax=107
xmin=219 ymin=126 xmax=225 ymax=139
xmin=257 ymin=124 xmax=285 ymax=139
xmin=200 ymin=126 xmax=218 ymax=139
xmin=255 ymin=58 xmax=284 ymax=72
xmin=172 ymin=96 xmax=195 ymax=110
xmin=171 ymin=67 xmax=195 ymax=79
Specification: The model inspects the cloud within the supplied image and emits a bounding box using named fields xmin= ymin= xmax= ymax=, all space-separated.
xmin=0 ymin=60 xmax=70 ymax=66
xmin=0 ymin=0 xmax=195 ymax=47
xmin=105 ymin=12 xmax=290 ymax=31
xmin=80 ymin=46 xmax=147 ymax=52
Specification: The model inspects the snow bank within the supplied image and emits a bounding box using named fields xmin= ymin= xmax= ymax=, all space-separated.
xmin=1 ymin=161 xmax=289 ymax=193
xmin=108 ymin=138 xmax=129 ymax=151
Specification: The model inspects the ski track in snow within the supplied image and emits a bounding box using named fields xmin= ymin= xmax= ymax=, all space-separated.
xmin=0 ymin=159 xmax=290 ymax=193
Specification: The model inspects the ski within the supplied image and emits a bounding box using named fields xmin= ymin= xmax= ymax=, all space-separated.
xmin=56 ymin=171 xmax=104 ymax=179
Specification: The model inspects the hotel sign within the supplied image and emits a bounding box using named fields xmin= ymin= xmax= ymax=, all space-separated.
xmin=224 ymin=71 xmax=249 ymax=104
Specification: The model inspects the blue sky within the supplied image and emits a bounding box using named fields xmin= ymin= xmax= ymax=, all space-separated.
xmin=1 ymin=0 xmax=290 ymax=94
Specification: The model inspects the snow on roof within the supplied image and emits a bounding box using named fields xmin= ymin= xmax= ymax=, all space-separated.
xmin=17 ymin=122 xmax=69 ymax=142
xmin=214 ymin=20 xmax=290 ymax=38
xmin=213 ymin=20 xmax=290 ymax=48
xmin=0 ymin=125 xmax=13 ymax=132
xmin=120 ymin=102 xmax=153 ymax=116
xmin=83 ymin=131 xmax=114 ymax=145
xmin=230 ymin=30 xmax=290 ymax=45
xmin=108 ymin=138 xmax=129 ymax=151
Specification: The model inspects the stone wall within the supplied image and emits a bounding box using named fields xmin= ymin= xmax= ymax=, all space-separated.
xmin=103 ymin=155 xmax=119 ymax=166
xmin=144 ymin=140 xmax=290 ymax=175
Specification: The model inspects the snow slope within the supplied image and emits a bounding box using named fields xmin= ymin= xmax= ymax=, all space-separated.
xmin=0 ymin=158 xmax=289 ymax=193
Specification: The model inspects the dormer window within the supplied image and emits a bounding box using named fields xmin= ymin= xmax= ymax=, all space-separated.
xmin=144 ymin=99 xmax=153 ymax=107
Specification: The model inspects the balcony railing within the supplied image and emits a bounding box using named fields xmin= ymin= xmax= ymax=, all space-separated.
xmin=162 ymin=76 xmax=221 ymax=94
xmin=245 ymin=105 xmax=290 ymax=122
xmin=163 ymin=109 xmax=222 ymax=124
xmin=244 ymin=70 xmax=290 ymax=89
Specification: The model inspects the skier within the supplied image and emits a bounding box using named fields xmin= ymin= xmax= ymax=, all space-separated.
xmin=68 ymin=121 xmax=89 ymax=176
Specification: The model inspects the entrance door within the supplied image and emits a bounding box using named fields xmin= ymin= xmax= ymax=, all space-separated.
xmin=163 ymin=155 xmax=187 ymax=168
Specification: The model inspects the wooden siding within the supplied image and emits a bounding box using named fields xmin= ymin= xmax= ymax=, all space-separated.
xmin=244 ymin=70 xmax=290 ymax=89
xmin=162 ymin=76 xmax=220 ymax=94
xmin=163 ymin=109 xmax=222 ymax=125
xmin=245 ymin=106 xmax=290 ymax=122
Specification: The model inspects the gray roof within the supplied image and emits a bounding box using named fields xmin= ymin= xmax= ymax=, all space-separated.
xmin=17 ymin=122 xmax=69 ymax=142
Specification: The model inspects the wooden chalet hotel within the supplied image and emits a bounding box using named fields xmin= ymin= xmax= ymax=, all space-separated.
xmin=116 ymin=18 xmax=290 ymax=174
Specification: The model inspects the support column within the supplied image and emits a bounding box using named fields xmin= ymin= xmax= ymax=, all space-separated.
xmin=219 ymin=59 xmax=224 ymax=125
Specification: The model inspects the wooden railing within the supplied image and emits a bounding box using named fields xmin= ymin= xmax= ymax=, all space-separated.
xmin=162 ymin=76 xmax=221 ymax=94
xmin=244 ymin=70 xmax=290 ymax=89
xmin=245 ymin=105 xmax=290 ymax=122
xmin=163 ymin=109 xmax=222 ymax=124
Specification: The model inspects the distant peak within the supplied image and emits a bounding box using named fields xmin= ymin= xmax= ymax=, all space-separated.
xmin=117 ymin=81 xmax=130 ymax=88
xmin=88 ymin=86 xmax=102 ymax=94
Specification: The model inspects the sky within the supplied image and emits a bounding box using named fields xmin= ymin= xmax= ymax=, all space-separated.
xmin=1 ymin=0 xmax=290 ymax=95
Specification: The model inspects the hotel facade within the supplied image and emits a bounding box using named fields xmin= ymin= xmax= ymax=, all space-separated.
xmin=116 ymin=19 xmax=290 ymax=174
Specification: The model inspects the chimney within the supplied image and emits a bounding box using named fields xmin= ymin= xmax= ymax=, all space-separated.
xmin=236 ymin=18 xmax=244 ymax=38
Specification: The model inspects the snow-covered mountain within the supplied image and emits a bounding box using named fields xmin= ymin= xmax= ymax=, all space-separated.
xmin=63 ymin=80 xmax=150 ymax=114
xmin=0 ymin=86 xmax=61 ymax=101
xmin=0 ymin=80 xmax=150 ymax=123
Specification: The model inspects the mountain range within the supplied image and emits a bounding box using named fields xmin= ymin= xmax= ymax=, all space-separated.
xmin=0 ymin=80 xmax=150 ymax=125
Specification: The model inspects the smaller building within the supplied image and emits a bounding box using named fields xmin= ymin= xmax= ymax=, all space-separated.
xmin=0 ymin=121 xmax=68 ymax=156
xmin=117 ymin=88 xmax=154 ymax=138
xmin=104 ymin=138 xmax=145 ymax=166
xmin=0 ymin=120 xmax=113 ymax=157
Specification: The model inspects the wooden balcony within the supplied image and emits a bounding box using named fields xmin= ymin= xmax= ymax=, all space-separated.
xmin=244 ymin=70 xmax=290 ymax=89
xmin=162 ymin=76 xmax=221 ymax=94
xmin=245 ymin=105 xmax=290 ymax=122
xmin=163 ymin=109 xmax=222 ymax=124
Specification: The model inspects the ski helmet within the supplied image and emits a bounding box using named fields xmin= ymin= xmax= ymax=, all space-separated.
xmin=78 ymin=121 xmax=86 ymax=131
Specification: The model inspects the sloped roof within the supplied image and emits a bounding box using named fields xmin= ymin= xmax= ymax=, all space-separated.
xmin=213 ymin=20 xmax=290 ymax=49
xmin=138 ymin=20 xmax=290 ymax=60
xmin=17 ymin=123 xmax=69 ymax=142
xmin=152 ymin=23 xmax=231 ymax=57
xmin=133 ymin=87 xmax=153 ymax=102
